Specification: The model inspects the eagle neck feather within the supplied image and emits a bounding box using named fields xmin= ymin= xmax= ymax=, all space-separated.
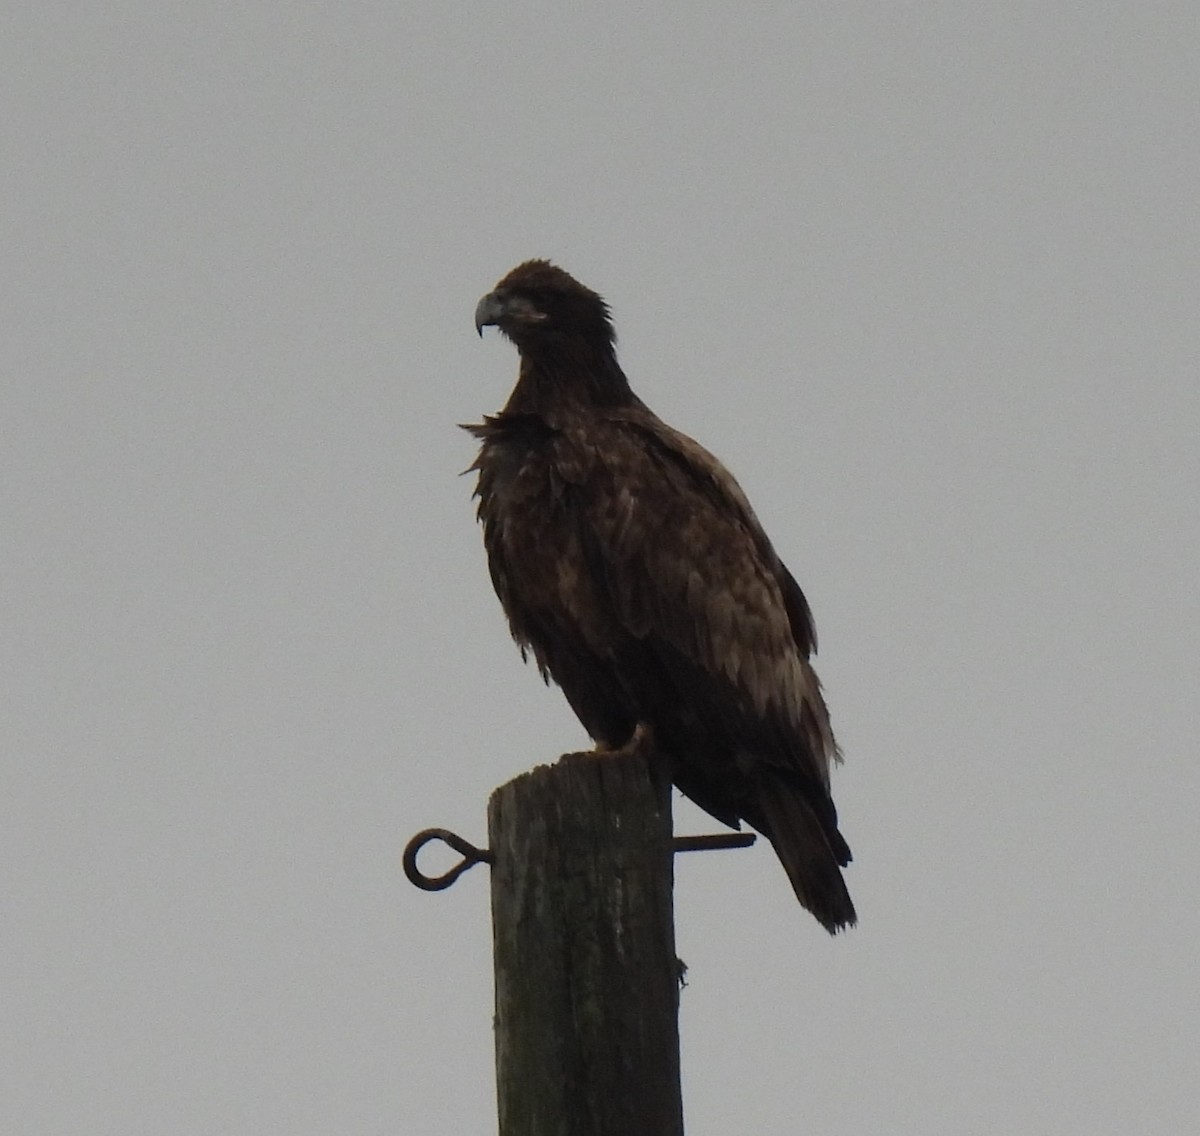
xmin=503 ymin=345 xmax=636 ymax=420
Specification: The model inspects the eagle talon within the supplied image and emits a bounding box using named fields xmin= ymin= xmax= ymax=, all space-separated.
xmin=597 ymin=721 xmax=655 ymax=759
xmin=560 ymin=722 xmax=655 ymax=763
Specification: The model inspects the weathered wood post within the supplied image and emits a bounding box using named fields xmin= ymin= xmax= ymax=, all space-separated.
xmin=487 ymin=751 xmax=684 ymax=1136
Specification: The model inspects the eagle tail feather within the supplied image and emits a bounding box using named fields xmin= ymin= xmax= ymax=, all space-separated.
xmin=755 ymin=783 xmax=857 ymax=934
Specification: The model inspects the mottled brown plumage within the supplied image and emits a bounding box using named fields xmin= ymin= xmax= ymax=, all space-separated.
xmin=465 ymin=260 xmax=855 ymax=932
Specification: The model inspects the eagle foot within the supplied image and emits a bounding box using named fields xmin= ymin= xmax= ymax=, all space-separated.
xmin=561 ymin=721 xmax=656 ymax=762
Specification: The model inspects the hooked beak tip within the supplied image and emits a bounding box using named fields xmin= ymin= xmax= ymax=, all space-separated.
xmin=474 ymin=292 xmax=505 ymax=337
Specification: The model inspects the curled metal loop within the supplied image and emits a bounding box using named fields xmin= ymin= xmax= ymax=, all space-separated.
xmin=403 ymin=828 xmax=494 ymax=891
xmin=403 ymin=827 xmax=755 ymax=892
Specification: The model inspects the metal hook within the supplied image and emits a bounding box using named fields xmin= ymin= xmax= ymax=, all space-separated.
xmin=403 ymin=828 xmax=494 ymax=891
xmin=403 ymin=826 xmax=755 ymax=892
xmin=672 ymin=832 xmax=756 ymax=853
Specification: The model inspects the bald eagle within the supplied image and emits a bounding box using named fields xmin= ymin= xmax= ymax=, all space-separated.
xmin=466 ymin=261 xmax=855 ymax=932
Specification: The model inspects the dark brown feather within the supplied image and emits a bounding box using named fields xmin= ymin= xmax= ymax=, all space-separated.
xmin=466 ymin=260 xmax=855 ymax=932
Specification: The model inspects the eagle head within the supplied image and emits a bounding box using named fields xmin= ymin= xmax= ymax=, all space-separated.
xmin=474 ymin=260 xmax=616 ymax=351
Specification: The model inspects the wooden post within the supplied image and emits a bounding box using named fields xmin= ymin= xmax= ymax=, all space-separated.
xmin=487 ymin=751 xmax=684 ymax=1136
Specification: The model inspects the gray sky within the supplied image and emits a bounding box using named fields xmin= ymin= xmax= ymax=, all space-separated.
xmin=5 ymin=4 xmax=1198 ymax=1133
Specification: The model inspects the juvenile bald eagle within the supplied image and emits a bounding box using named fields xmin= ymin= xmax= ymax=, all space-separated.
xmin=466 ymin=260 xmax=855 ymax=932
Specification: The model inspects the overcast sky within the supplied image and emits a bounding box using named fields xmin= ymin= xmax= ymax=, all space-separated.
xmin=5 ymin=4 xmax=1198 ymax=1133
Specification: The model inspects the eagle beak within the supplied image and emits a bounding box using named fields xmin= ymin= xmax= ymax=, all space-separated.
xmin=474 ymin=291 xmax=507 ymax=337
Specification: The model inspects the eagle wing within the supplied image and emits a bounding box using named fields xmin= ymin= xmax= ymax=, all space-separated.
xmin=576 ymin=412 xmax=839 ymax=798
